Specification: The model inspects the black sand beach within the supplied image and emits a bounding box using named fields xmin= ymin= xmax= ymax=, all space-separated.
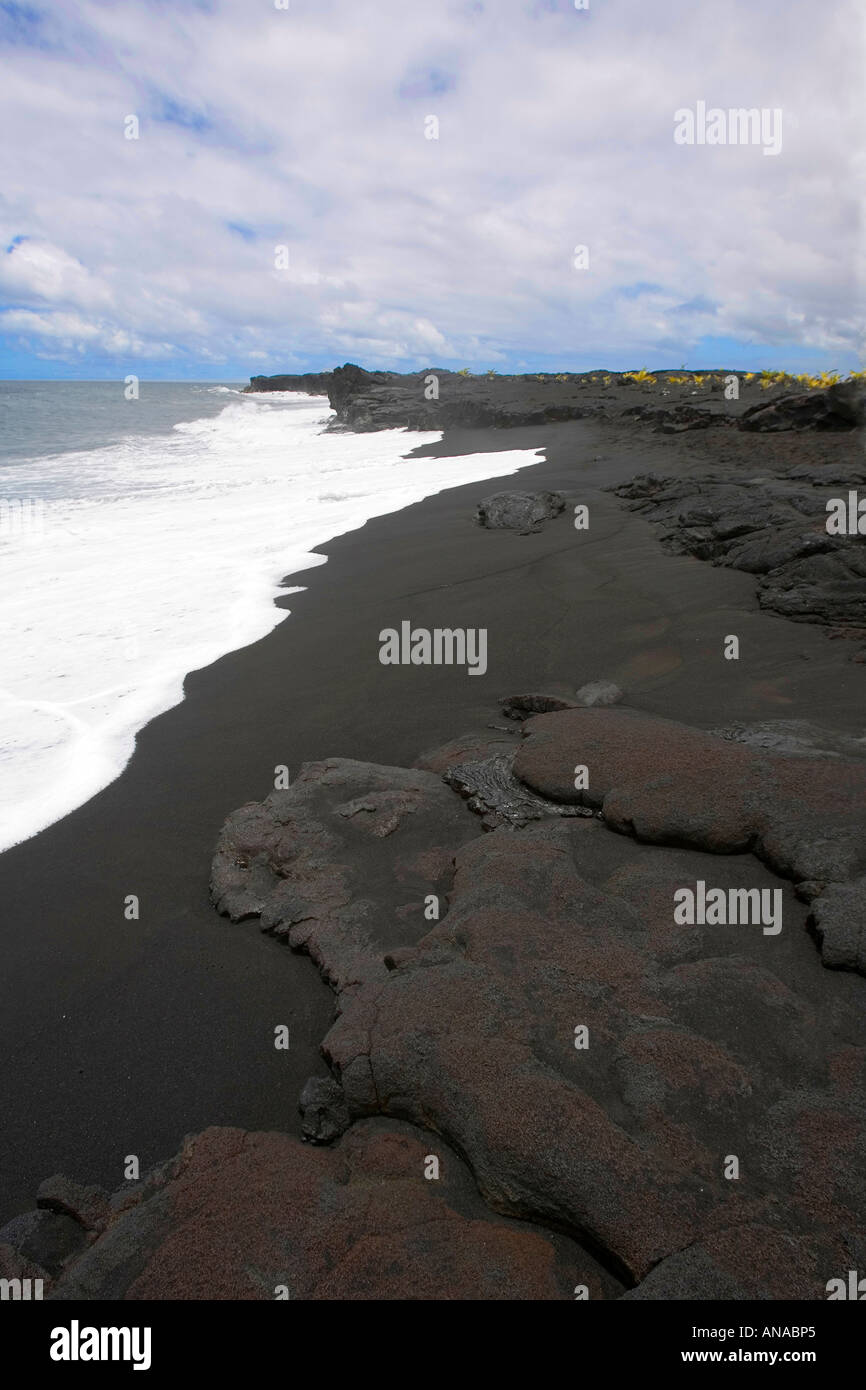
xmin=2 ymin=384 xmax=865 ymax=1303
xmin=2 ymin=407 xmax=863 ymax=1229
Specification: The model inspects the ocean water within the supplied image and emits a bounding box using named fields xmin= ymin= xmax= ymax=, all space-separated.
xmin=0 ymin=381 xmax=543 ymax=852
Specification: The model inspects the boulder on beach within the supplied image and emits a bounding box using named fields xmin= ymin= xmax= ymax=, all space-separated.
xmin=500 ymin=692 xmax=578 ymax=721
xmin=298 ymin=1075 xmax=351 ymax=1145
xmin=575 ymin=680 xmax=624 ymax=707
xmin=476 ymin=490 xmax=566 ymax=532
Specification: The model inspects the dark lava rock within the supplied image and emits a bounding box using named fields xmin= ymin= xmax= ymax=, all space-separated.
xmin=245 ymin=372 xmax=333 ymax=396
xmin=757 ymin=549 xmax=866 ymax=628
xmin=501 ymin=693 xmax=578 ymax=721
xmin=45 ymin=1121 xmax=618 ymax=1300
xmin=513 ymin=706 xmax=866 ymax=968
xmin=323 ymin=816 xmax=865 ymax=1291
xmin=244 ymin=364 xmax=857 ymax=438
xmin=206 ymin=713 xmax=866 ymax=1293
xmin=711 ymin=719 xmax=866 ymax=760
xmin=323 ymin=366 xmax=595 ymax=432
xmin=210 ymin=757 xmax=480 ymax=994
xmin=739 ymin=385 xmax=863 ymax=432
xmin=414 ymin=730 xmax=518 ymax=772
xmin=476 ymin=490 xmax=566 ymax=532
xmin=621 ymin=403 xmax=728 ymax=433
xmin=621 ymin=1224 xmax=846 ymax=1301
xmin=36 ymin=1175 xmax=111 ymax=1233
xmin=809 ymin=877 xmax=866 ymax=974
xmin=299 ymin=1076 xmax=351 ymax=1145
xmin=610 ymin=470 xmax=865 ymax=633
xmin=443 ymin=751 xmax=593 ymax=829
xmin=0 ymin=1208 xmax=86 ymax=1278
xmin=0 ymin=1243 xmax=49 ymax=1290
xmin=500 ymin=686 xmax=622 ymax=717
xmin=326 ymin=362 xmax=389 ymax=423
xmin=827 ymin=378 xmax=866 ymax=425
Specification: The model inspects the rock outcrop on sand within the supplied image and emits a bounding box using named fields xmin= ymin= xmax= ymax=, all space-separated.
xmin=476 ymin=490 xmax=566 ymax=532
xmin=17 ymin=706 xmax=861 ymax=1300
xmin=298 ymin=1075 xmax=351 ymax=1144
xmin=213 ymin=710 xmax=864 ymax=1293
xmin=9 ymin=1122 xmax=616 ymax=1300
xmin=739 ymin=380 xmax=866 ymax=432
xmin=442 ymin=752 xmax=594 ymax=829
xmin=611 ymin=469 xmax=866 ymax=638
xmin=513 ymin=707 xmax=866 ymax=963
xmin=321 ymin=816 xmax=863 ymax=1292
xmin=210 ymin=758 xmax=480 ymax=996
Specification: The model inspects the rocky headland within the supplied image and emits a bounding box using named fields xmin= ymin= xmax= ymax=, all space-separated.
xmin=246 ymin=362 xmax=865 ymax=436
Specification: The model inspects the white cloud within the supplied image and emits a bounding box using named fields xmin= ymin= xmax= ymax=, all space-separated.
xmin=0 ymin=309 xmax=100 ymax=340
xmin=0 ymin=0 xmax=863 ymax=372
xmin=0 ymin=239 xmax=112 ymax=309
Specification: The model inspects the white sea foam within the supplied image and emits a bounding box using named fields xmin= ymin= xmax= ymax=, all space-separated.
xmin=0 ymin=394 xmax=543 ymax=851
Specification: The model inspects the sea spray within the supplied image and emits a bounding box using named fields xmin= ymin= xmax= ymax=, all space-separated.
xmin=0 ymin=391 xmax=542 ymax=851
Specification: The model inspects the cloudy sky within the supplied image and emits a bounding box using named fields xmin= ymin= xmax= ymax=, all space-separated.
xmin=0 ymin=0 xmax=862 ymax=379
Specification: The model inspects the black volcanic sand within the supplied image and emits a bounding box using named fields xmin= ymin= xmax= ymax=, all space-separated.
xmin=1 ymin=416 xmax=864 ymax=1226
